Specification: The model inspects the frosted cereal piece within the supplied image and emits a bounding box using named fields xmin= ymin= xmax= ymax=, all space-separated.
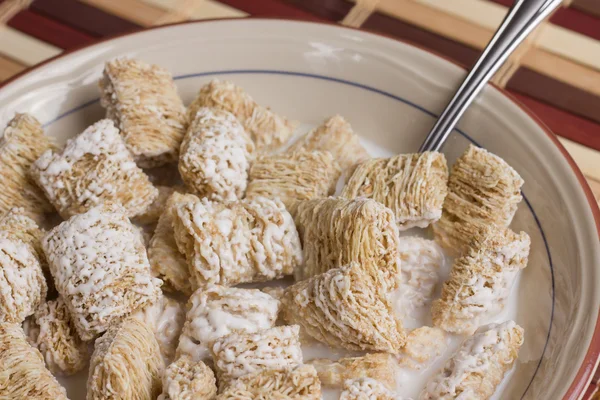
xmin=342 ymin=152 xmax=448 ymax=230
xmin=0 ymin=235 xmax=47 ymax=323
xmin=308 ymin=353 xmax=395 ymax=389
xmin=420 ymin=321 xmax=524 ymax=400
xmin=216 ymin=365 xmax=322 ymax=399
xmin=211 ymin=325 xmax=303 ymax=386
xmin=288 ymin=115 xmax=370 ymax=173
xmin=246 ymin=150 xmax=341 ymax=213
xmin=0 ymin=113 xmax=55 ymax=223
xmin=187 ymin=79 xmax=296 ymax=151
xmin=134 ymin=185 xmax=183 ymax=226
xmin=133 ymin=294 xmax=186 ymax=363
xmin=0 ymin=207 xmax=46 ymax=263
xmin=88 ymin=317 xmax=164 ymax=400
xmin=0 ymin=207 xmax=54 ymax=295
xmin=398 ymin=327 xmax=447 ymax=370
xmin=158 ymin=355 xmax=216 ymax=400
xmin=397 ymin=237 xmax=445 ymax=319
xmin=432 ymin=227 xmax=530 ymax=334
xmin=340 ymin=378 xmax=407 ymax=400
xmin=177 ymin=285 xmax=279 ymax=362
xmin=22 ymin=297 xmax=89 ymax=375
xmin=99 ymin=58 xmax=187 ymax=167
xmin=282 ymin=263 xmax=406 ymax=353
xmin=0 ymin=323 xmax=68 ymax=399
xmin=261 ymin=286 xmax=285 ymax=301
xmin=148 ymin=192 xmax=200 ymax=296
xmin=31 ymin=119 xmax=158 ymax=219
xmin=294 ymin=197 xmax=401 ymax=290
xmin=42 ymin=203 xmax=162 ymax=340
xmin=173 ymin=196 xmax=302 ymax=289
xmin=433 ymin=145 xmax=524 ymax=255
xmin=179 ymin=107 xmax=254 ymax=202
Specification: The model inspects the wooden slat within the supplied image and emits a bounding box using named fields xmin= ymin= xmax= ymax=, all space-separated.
xmin=0 ymin=25 xmax=61 ymax=65
xmin=0 ymin=54 xmax=26 ymax=82
xmin=8 ymin=10 xmax=95 ymax=49
xmin=588 ymin=177 xmax=600 ymax=205
xmin=283 ymin=0 xmax=352 ymax=21
xmin=520 ymin=47 xmax=600 ymax=98
xmin=31 ymin=0 xmax=141 ymax=37
xmin=509 ymin=91 xmax=600 ymax=155
xmin=507 ymin=67 xmax=600 ymax=125
xmin=80 ymin=0 xmax=166 ymax=27
xmin=415 ymin=0 xmax=600 ymax=72
xmin=363 ymin=11 xmax=480 ymax=67
xmin=572 ymin=0 xmax=600 ymax=19
xmin=185 ymin=0 xmax=248 ymax=19
xmin=142 ymin=0 xmax=247 ymax=25
xmin=361 ymin=0 xmax=600 ymax=99
xmin=550 ymin=6 xmax=600 ymax=41
xmin=557 ymin=136 xmax=600 ymax=183
xmin=217 ymin=0 xmax=323 ymax=20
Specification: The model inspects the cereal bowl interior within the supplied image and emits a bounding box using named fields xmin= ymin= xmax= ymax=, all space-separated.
xmin=0 ymin=19 xmax=599 ymax=399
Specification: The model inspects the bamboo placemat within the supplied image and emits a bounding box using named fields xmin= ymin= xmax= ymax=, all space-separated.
xmin=0 ymin=0 xmax=599 ymax=397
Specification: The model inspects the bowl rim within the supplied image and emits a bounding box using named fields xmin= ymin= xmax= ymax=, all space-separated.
xmin=1 ymin=16 xmax=598 ymax=399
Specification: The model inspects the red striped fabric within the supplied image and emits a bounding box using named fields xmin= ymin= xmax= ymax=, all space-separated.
xmin=30 ymin=0 xmax=141 ymax=37
xmin=509 ymin=91 xmax=600 ymax=151
xmin=218 ymin=0 xmax=323 ymax=20
xmin=8 ymin=10 xmax=95 ymax=49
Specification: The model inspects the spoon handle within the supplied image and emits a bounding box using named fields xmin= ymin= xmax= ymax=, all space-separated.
xmin=419 ymin=0 xmax=562 ymax=153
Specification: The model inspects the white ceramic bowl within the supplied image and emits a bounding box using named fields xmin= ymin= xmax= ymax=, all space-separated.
xmin=1 ymin=19 xmax=598 ymax=400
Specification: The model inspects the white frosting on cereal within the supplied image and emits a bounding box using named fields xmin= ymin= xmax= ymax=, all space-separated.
xmin=177 ymin=285 xmax=279 ymax=362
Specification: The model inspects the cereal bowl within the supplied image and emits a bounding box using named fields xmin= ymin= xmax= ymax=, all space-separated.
xmin=0 ymin=18 xmax=598 ymax=400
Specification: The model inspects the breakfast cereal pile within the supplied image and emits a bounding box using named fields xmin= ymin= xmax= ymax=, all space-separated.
xmin=0 ymin=58 xmax=529 ymax=400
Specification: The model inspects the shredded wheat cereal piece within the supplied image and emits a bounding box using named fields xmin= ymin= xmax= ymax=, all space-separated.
xmin=246 ymin=150 xmax=341 ymax=214
xmin=211 ymin=325 xmax=303 ymax=386
xmin=173 ymin=196 xmax=302 ymax=289
xmin=179 ymin=107 xmax=254 ymax=202
xmin=148 ymin=192 xmax=199 ymax=295
xmin=88 ymin=317 xmax=164 ymax=400
xmin=133 ymin=293 xmax=185 ymax=363
xmin=261 ymin=286 xmax=285 ymax=301
xmin=187 ymin=79 xmax=296 ymax=151
xmin=99 ymin=58 xmax=187 ymax=167
xmin=432 ymin=227 xmax=530 ymax=334
xmin=0 ymin=113 xmax=55 ymax=223
xmin=31 ymin=119 xmax=158 ymax=219
xmin=342 ymin=152 xmax=448 ymax=229
xmin=134 ymin=185 xmax=182 ymax=226
xmin=177 ymin=285 xmax=279 ymax=362
xmin=282 ymin=263 xmax=406 ymax=352
xmin=0 ymin=234 xmax=47 ymax=323
xmin=0 ymin=207 xmax=55 ymax=295
xmin=398 ymin=327 xmax=447 ymax=370
xmin=340 ymin=378 xmax=407 ymax=400
xmin=42 ymin=203 xmax=162 ymax=340
xmin=294 ymin=197 xmax=401 ymax=289
xmin=288 ymin=115 xmax=370 ymax=173
xmin=397 ymin=237 xmax=445 ymax=320
xmin=308 ymin=353 xmax=395 ymax=389
xmin=22 ymin=297 xmax=89 ymax=376
xmin=433 ymin=145 xmax=524 ymax=255
xmin=158 ymin=355 xmax=216 ymax=400
xmin=0 ymin=207 xmax=46 ymax=264
xmin=216 ymin=365 xmax=322 ymax=399
xmin=0 ymin=323 xmax=68 ymax=399
xmin=420 ymin=321 xmax=524 ymax=400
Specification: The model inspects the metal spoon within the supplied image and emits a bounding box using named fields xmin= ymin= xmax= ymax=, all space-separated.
xmin=419 ymin=0 xmax=563 ymax=153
